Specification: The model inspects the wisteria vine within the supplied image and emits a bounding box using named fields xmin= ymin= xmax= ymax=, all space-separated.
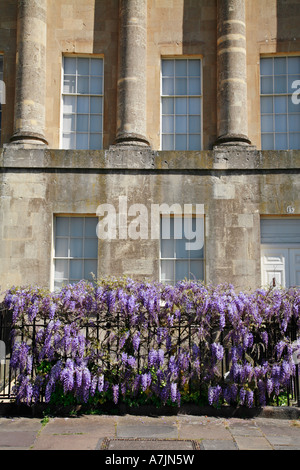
xmin=2 ymin=278 xmax=300 ymax=408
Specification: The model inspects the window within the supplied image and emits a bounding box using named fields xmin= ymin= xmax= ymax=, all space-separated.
xmin=161 ymin=58 xmax=202 ymax=150
xmin=53 ymin=216 xmax=98 ymax=290
xmin=260 ymin=56 xmax=300 ymax=150
xmin=61 ymin=56 xmax=104 ymax=150
xmin=261 ymin=218 xmax=300 ymax=288
xmin=0 ymin=55 xmax=3 ymax=143
xmin=160 ymin=216 xmax=204 ymax=285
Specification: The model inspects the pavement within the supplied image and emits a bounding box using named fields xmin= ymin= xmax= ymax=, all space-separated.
xmin=0 ymin=413 xmax=299 ymax=452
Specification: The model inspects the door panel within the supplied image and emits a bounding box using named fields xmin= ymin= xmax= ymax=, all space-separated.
xmin=261 ymin=248 xmax=288 ymax=288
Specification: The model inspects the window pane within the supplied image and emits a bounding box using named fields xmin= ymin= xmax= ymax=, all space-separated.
xmin=161 ymin=260 xmax=174 ymax=281
xmin=84 ymin=238 xmax=98 ymax=258
xmin=190 ymin=261 xmax=204 ymax=280
xmin=77 ymin=58 xmax=89 ymax=75
xmin=162 ymin=77 xmax=174 ymax=95
xmin=175 ymin=98 xmax=187 ymax=114
xmin=275 ymin=133 xmax=288 ymax=150
xmin=161 ymin=239 xmax=174 ymax=258
xmin=56 ymin=217 xmax=69 ymax=236
xmin=90 ymin=97 xmax=102 ymax=114
xmin=55 ymin=238 xmax=68 ymax=257
xmin=261 ymin=133 xmax=274 ymax=150
xmin=289 ymin=114 xmax=300 ymax=132
xmin=85 ymin=217 xmax=98 ymax=237
xmin=188 ymin=134 xmax=201 ymax=150
xmin=189 ymin=60 xmax=201 ymax=77
xmin=90 ymin=133 xmax=102 ymax=149
xmin=274 ymin=96 xmax=287 ymax=113
xmin=261 ymin=96 xmax=273 ymax=114
xmin=90 ymin=76 xmax=102 ymax=94
xmin=189 ymin=77 xmax=201 ymax=95
xmin=260 ymin=58 xmax=273 ymax=76
xmin=274 ymin=75 xmax=287 ymax=93
xmin=162 ymin=60 xmax=174 ymax=77
xmin=175 ymin=260 xmax=189 ymax=281
xmin=274 ymin=57 xmax=286 ymax=75
xmin=90 ymin=115 xmax=102 ymax=132
xmin=64 ymin=57 xmax=76 ymax=74
xmin=175 ymin=134 xmax=187 ymax=150
xmin=162 ymin=97 xmax=174 ymax=114
xmin=91 ymin=59 xmax=103 ymax=76
xmin=175 ymin=60 xmax=187 ymax=77
xmin=288 ymin=57 xmax=300 ymax=74
xmin=275 ymin=114 xmax=287 ymax=132
xmin=162 ymin=115 xmax=174 ymax=133
xmin=55 ymin=259 xmax=68 ymax=279
xmin=77 ymin=114 xmax=89 ymax=132
xmin=70 ymin=260 xmax=83 ymax=279
xmin=70 ymin=238 xmax=83 ymax=258
xmin=63 ymin=96 xmax=76 ymax=113
xmin=289 ymin=133 xmax=300 ymax=149
xmin=76 ymin=133 xmax=89 ymax=149
xmin=63 ymin=114 xmax=75 ymax=132
xmin=175 ymin=78 xmax=187 ymax=95
xmin=288 ymin=99 xmax=300 ymax=113
xmin=175 ymin=238 xmax=187 ymax=259
xmin=162 ymin=134 xmax=174 ymax=150
xmin=84 ymin=260 xmax=97 ymax=280
xmin=189 ymin=115 xmax=201 ymax=133
xmin=62 ymin=133 xmax=75 ymax=149
xmin=78 ymin=76 xmax=89 ymax=94
xmin=70 ymin=217 xmax=84 ymax=236
xmin=77 ymin=96 xmax=89 ymax=113
xmin=261 ymin=76 xmax=273 ymax=94
xmin=189 ymin=97 xmax=201 ymax=114
xmin=175 ymin=116 xmax=187 ymax=133
xmin=64 ymin=75 xmax=76 ymax=93
xmin=261 ymin=115 xmax=274 ymax=132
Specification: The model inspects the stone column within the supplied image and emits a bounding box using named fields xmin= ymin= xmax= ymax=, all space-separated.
xmin=215 ymin=0 xmax=251 ymax=146
xmin=9 ymin=0 xmax=48 ymax=147
xmin=115 ymin=0 xmax=150 ymax=147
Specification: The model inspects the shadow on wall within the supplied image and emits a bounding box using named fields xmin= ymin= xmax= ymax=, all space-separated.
xmin=183 ymin=0 xmax=217 ymax=149
xmin=93 ymin=0 xmax=119 ymax=149
xmin=276 ymin=0 xmax=300 ymax=51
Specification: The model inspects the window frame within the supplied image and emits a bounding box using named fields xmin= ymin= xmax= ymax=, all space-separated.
xmin=60 ymin=54 xmax=104 ymax=150
xmin=160 ymin=57 xmax=203 ymax=151
xmin=159 ymin=214 xmax=205 ymax=285
xmin=52 ymin=215 xmax=99 ymax=290
xmin=260 ymin=54 xmax=300 ymax=150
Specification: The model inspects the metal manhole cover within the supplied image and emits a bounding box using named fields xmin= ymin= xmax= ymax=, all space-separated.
xmin=100 ymin=438 xmax=200 ymax=450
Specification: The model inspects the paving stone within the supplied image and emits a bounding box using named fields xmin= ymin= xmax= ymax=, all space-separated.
xmin=106 ymin=439 xmax=195 ymax=450
xmin=179 ymin=423 xmax=232 ymax=440
xmin=201 ymin=439 xmax=237 ymax=450
xmin=117 ymin=424 xmax=178 ymax=439
xmin=0 ymin=418 xmax=42 ymax=432
xmin=0 ymin=431 xmax=37 ymax=448
xmin=234 ymin=436 xmax=273 ymax=450
xmin=42 ymin=415 xmax=116 ymax=437
xmin=32 ymin=432 xmax=101 ymax=450
xmin=229 ymin=425 xmax=264 ymax=437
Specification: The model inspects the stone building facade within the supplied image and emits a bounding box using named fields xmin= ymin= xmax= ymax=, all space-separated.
xmin=0 ymin=0 xmax=299 ymax=293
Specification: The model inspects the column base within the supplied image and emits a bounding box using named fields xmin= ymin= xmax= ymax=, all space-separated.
xmin=114 ymin=132 xmax=150 ymax=148
xmin=214 ymin=133 xmax=251 ymax=148
xmin=8 ymin=132 xmax=48 ymax=149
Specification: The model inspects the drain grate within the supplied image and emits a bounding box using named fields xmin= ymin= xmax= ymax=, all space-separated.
xmin=99 ymin=437 xmax=200 ymax=450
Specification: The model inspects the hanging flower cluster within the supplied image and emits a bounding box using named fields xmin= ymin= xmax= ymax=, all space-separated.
xmin=3 ymin=278 xmax=300 ymax=408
